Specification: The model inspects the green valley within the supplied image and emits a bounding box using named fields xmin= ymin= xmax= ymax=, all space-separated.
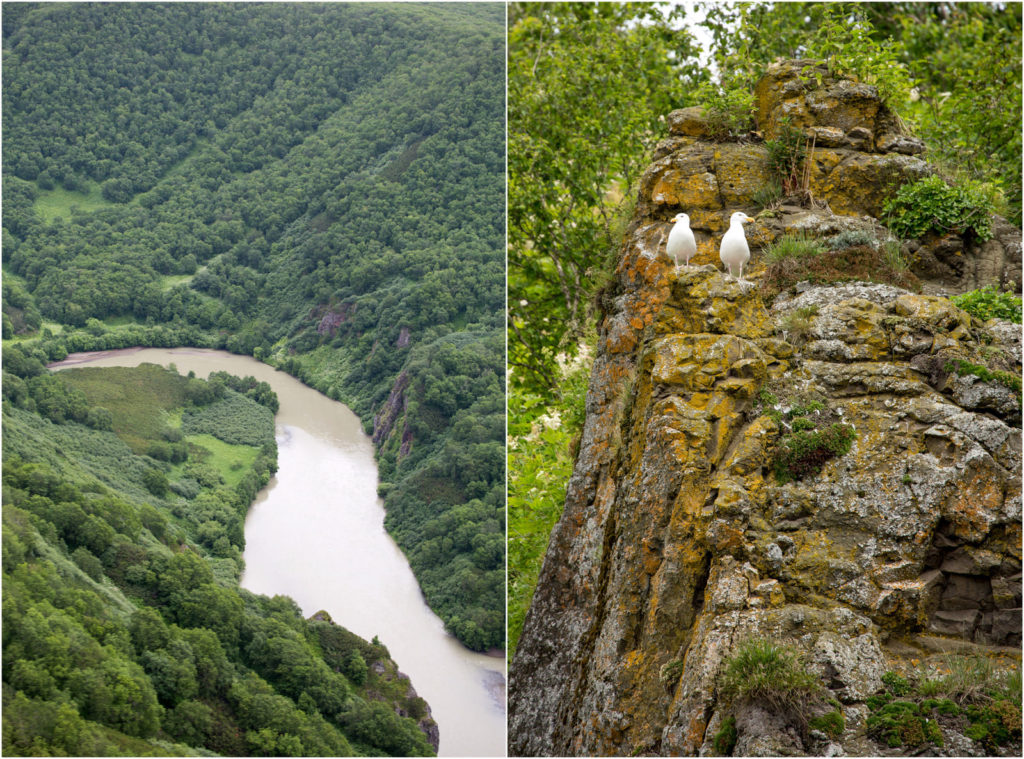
xmin=2 ymin=0 xmax=504 ymax=659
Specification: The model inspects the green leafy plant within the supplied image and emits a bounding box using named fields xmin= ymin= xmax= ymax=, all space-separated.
xmin=808 ymin=5 xmax=914 ymax=108
xmin=884 ymin=175 xmax=996 ymax=241
xmin=945 ymin=359 xmax=1022 ymax=394
xmin=507 ymin=358 xmax=590 ymax=661
xmin=952 ymin=286 xmax=1023 ymax=323
xmin=693 ymin=79 xmax=754 ymax=140
xmin=765 ymin=119 xmax=810 ymax=197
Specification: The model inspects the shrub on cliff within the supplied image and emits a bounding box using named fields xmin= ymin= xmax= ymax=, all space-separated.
xmin=952 ymin=286 xmax=1023 ymax=323
xmin=884 ymin=175 xmax=996 ymax=242
xmin=719 ymin=638 xmax=823 ymax=725
xmin=773 ymin=422 xmax=857 ymax=484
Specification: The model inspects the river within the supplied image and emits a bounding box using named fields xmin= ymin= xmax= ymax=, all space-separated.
xmin=50 ymin=347 xmax=506 ymax=757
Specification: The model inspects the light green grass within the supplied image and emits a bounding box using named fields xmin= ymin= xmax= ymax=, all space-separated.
xmin=184 ymin=433 xmax=260 ymax=489
xmin=33 ymin=183 xmax=115 ymax=221
xmin=764 ymin=231 xmax=827 ymax=262
xmin=58 ymin=364 xmax=190 ymax=452
xmin=159 ymin=274 xmax=195 ymax=291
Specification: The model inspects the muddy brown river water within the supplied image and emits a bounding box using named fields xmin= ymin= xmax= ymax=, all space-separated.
xmin=51 ymin=347 xmax=506 ymax=757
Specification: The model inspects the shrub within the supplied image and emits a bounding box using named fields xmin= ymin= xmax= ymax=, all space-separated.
xmin=773 ymin=423 xmax=857 ymax=484
xmin=883 ymin=175 xmax=996 ymax=241
xmin=694 ymin=80 xmax=754 ymax=139
xmin=952 ymin=286 xmax=1022 ymax=323
xmin=71 ymin=546 xmax=104 ymax=581
xmin=828 ymin=229 xmax=877 ymax=250
xmin=765 ymin=120 xmax=809 ymax=196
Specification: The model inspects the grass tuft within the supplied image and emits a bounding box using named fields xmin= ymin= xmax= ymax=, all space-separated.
xmin=763 ymin=231 xmax=827 ymax=263
xmin=719 ymin=638 xmax=822 ymax=717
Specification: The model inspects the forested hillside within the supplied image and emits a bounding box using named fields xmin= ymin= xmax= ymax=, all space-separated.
xmin=2 ymin=361 xmax=435 ymax=756
xmin=3 ymin=2 xmax=504 ymax=651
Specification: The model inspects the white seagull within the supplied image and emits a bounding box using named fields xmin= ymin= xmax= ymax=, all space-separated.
xmin=719 ymin=211 xmax=753 ymax=281
xmin=666 ymin=212 xmax=697 ymax=269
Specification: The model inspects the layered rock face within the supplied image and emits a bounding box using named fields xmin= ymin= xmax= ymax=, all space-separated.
xmin=509 ymin=63 xmax=1021 ymax=757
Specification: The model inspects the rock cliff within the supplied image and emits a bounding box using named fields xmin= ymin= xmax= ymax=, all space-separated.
xmin=509 ymin=62 xmax=1021 ymax=757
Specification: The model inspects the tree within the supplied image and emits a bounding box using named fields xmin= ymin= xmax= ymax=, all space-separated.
xmin=508 ymin=2 xmax=703 ymax=393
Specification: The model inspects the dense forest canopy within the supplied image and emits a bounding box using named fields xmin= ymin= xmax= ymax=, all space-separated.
xmin=3 ymin=1 xmax=504 ymax=655
xmin=2 ymin=361 xmax=435 ymax=756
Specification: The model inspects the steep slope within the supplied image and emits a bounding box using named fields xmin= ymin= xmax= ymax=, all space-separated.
xmin=2 ymin=2 xmax=504 ymax=650
xmin=2 ymin=363 xmax=436 ymax=756
xmin=510 ymin=61 xmax=1021 ymax=757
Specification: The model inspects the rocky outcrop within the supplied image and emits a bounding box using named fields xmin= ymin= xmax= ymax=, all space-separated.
xmin=509 ymin=62 xmax=1022 ymax=757
xmin=651 ymin=60 xmax=1021 ymax=294
xmin=372 ymin=369 xmax=409 ymax=448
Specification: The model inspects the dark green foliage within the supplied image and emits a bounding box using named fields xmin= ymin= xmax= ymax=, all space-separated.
xmin=952 ymin=286 xmax=1023 ymax=323
xmin=882 ymin=671 xmax=912 ymax=697
xmin=4 ymin=0 xmax=504 ymax=651
xmin=946 ymin=359 xmax=1022 ymax=393
xmin=182 ymin=390 xmax=276 ymax=447
xmin=339 ymin=700 xmax=434 ymax=757
xmin=866 ymin=700 xmax=944 ymax=749
xmin=70 ymin=546 xmax=104 ymax=582
xmin=343 ymin=651 xmax=368 ymax=686
xmin=809 ymin=708 xmax=845 ymax=738
xmin=773 ymin=423 xmax=857 ymax=484
xmin=965 ymin=700 xmax=1023 ymax=752
xmin=712 ymin=714 xmax=738 ymax=755
xmin=142 ymin=467 xmax=169 ymax=496
xmin=3 ymin=365 xmax=436 ymax=755
xmin=884 ymin=175 xmax=996 ymax=242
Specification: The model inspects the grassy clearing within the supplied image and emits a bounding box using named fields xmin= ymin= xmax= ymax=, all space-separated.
xmin=33 ymin=183 xmax=115 ymax=221
xmin=57 ymin=364 xmax=190 ymax=452
xmin=183 ymin=433 xmax=260 ymax=489
xmin=159 ymin=274 xmax=195 ymax=291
